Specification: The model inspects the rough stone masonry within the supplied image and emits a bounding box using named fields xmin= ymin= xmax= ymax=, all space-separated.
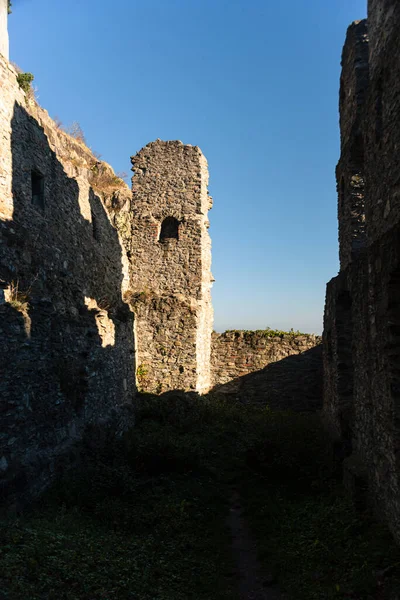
xmin=0 ymin=55 xmax=135 ymax=505
xmin=323 ymin=0 xmax=400 ymax=543
xmin=0 ymin=6 xmax=322 ymax=505
xmin=0 ymin=0 xmax=9 ymax=61
xmin=128 ymin=141 xmax=214 ymax=395
xmin=0 ymin=50 xmax=217 ymax=502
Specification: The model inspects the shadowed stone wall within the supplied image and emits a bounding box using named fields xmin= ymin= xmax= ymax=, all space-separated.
xmin=323 ymin=0 xmax=400 ymax=542
xmin=128 ymin=141 xmax=214 ymax=395
xmin=212 ymin=331 xmax=322 ymax=409
xmin=212 ymin=331 xmax=321 ymax=387
xmin=0 ymin=57 xmax=135 ymax=505
xmin=336 ymin=20 xmax=369 ymax=271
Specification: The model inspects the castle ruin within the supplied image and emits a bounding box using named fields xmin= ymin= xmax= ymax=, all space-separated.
xmin=0 ymin=0 xmax=9 ymax=61
xmin=323 ymin=0 xmax=400 ymax=543
xmin=0 ymin=5 xmax=322 ymax=504
xmin=128 ymin=141 xmax=214 ymax=395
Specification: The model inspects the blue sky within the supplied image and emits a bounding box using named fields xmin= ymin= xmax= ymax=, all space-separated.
xmin=8 ymin=0 xmax=367 ymax=333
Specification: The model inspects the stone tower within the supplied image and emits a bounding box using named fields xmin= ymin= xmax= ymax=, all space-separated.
xmin=0 ymin=0 xmax=9 ymax=60
xmin=129 ymin=140 xmax=214 ymax=395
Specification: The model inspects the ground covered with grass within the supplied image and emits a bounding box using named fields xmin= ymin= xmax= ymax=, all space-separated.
xmin=1 ymin=394 xmax=400 ymax=599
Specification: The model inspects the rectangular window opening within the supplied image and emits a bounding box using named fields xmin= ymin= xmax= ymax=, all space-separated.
xmin=31 ymin=171 xmax=45 ymax=211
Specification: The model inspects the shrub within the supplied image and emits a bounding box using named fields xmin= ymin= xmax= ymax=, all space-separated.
xmin=16 ymin=72 xmax=34 ymax=95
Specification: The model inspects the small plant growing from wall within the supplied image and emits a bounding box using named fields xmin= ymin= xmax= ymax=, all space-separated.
xmin=7 ymin=1 xmax=12 ymax=14
xmin=16 ymin=72 xmax=34 ymax=95
xmin=136 ymin=364 xmax=149 ymax=390
xmin=89 ymin=162 xmax=127 ymax=196
xmin=7 ymin=280 xmax=30 ymax=313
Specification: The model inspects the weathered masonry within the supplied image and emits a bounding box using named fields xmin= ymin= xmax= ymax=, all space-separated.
xmin=212 ymin=330 xmax=322 ymax=410
xmin=128 ymin=141 xmax=214 ymax=395
xmin=0 ymin=55 xmax=135 ymax=504
xmin=323 ymin=0 xmax=400 ymax=543
xmin=0 ymin=4 xmax=324 ymax=507
xmin=0 ymin=47 xmax=215 ymax=501
xmin=0 ymin=0 xmax=9 ymax=60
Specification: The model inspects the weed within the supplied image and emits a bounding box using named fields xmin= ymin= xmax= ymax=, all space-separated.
xmin=7 ymin=280 xmax=30 ymax=312
xmin=64 ymin=121 xmax=86 ymax=144
xmin=224 ymin=326 xmax=312 ymax=338
xmin=89 ymin=162 xmax=127 ymax=196
xmin=116 ymin=170 xmax=128 ymax=181
xmin=53 ymin=115 xmax=64 ymax=129
xmin=97 ymin=296 xmax=112 ymax=312
xmin=136 ymin=364 xmax=149 ymax=390
xmin=92 ymin=150 xmax=102 ymax=161
xmin=16 ymin=72 xmax=34 ymax=95
xmin=1 ymin=396 xmax=399 ymax=599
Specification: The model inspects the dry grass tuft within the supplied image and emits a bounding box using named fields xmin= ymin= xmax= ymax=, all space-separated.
xmin=7 ymin=280 xmax=30 ymax=313
xmin=63 ymin=121 xmax=87 ymax=145
xmin=90 ymin=162 xmax=127 ymax=196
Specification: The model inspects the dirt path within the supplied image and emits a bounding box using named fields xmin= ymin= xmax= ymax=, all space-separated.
xmin=227 ymin=490 xmax=283 ymax=600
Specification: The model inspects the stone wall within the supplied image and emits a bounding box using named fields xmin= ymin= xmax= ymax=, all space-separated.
xmin=336 ymin=20 xmax=369 ymax=271
xmin=364 ymin=0 xmax=400 ymax=245
xmin=0 ymin=0 xmax=8 ymax=60
xmin=212 ymin=331 xmax=322 ymax=410
xmin=128 ymin=141 xmax=214 ymax=394
xmin=323 ymin=274 xmax=356 ymax=451
xmin=0 ymin=56 xmax=135 ymax=505
xmin=323 ymin=0 xmax=400 ymax=542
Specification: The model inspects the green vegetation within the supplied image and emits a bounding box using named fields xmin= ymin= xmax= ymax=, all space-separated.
xmin=241 ymin=413 xmax=400 ymax=599
xmin=8 ymin=1 xmax=12 ymax=14
xmin=136 ymin=364 xmax=149 ymax=389
xmin=260 ymin=326 xmax=306 ymax=337
xmin=224 ymin=326 xmax=310 ymax=338
xmin=16 ymin=72 xmax=34 ymax=95
xmin=89 ymin=161 xmax=127 ymax=196
xmin=0 ymin=395 xmax=399 ymax=599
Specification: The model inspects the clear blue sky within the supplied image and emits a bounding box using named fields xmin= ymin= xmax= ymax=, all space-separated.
xmin=8 ymin=0 xmax=367 ymax=334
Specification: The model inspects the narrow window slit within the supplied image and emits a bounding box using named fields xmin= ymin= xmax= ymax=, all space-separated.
xmin=31 ymin=171 xmax=45 ymax=210
xmin=91 ymin=211 xmax=99 ymax=241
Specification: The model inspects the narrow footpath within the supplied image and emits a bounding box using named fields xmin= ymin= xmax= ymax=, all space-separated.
xmin=228 ymin=490 xmax=283 ymax=600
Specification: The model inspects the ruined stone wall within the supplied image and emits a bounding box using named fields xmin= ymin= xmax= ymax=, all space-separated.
xmin=336 ymin=20 xmax=368 ymax=271
xmin=363 ymin=0 xmax=400 ymax=244
xmin=324 ymin=227 xmax=400 ymax=537
xmin=323 ymin=273 xmax=356 ymax=449
xmin=128 ymin=141 xmax=213 ymax=394
xmin=0 ymin=0 xmax=8 ymax=60
xmin=212 ymin=331 xmax=322 ymax=410
xmin=0 ymin=56 xmax=135 ymax=505
xmin=323 ymin=0 xmax=400 ymax=542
